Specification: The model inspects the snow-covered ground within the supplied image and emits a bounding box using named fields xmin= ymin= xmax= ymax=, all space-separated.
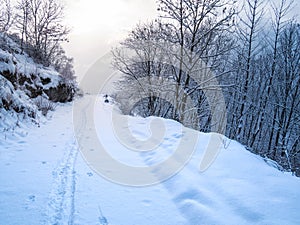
xmin=0 ymin=95 xmax=300 ymax=225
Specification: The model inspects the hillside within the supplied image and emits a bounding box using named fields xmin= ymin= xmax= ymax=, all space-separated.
xmin=0 ymin=32 xmax=77 ymax=134
xmin=0 ymin=95 xmax=299 ymax=225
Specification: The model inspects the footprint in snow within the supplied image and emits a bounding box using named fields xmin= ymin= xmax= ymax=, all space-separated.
xmin=172 ymin=133 xmax=184 ymax=139
xmin=87 ymin=172 xmax=93 ymax=177
xmin=142 ymin=199 xmax=152 ymax=206
xmin=28 ymin=195 xmax=35 ymax=202
xmin=99 ymin=216 xmax=108 ymax=225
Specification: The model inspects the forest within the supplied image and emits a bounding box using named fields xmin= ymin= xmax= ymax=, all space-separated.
xmin=112 ymin=0 xmax=300 ymax=176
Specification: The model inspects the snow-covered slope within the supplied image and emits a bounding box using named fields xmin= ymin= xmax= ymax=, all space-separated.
xmin=0 ymin=33 xmax=76 ymax=136
xmin=0 ymin=95 xmax=299 ymax=225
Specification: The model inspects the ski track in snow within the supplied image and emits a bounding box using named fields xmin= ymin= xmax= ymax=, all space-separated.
xmin=1 ymin=95 xmax=300 ymax=225
xmin=38 ymin=104 xmax=81 ymax=225
xmin=46 ymin=139 xmax=79 ymax=225
xmin=45 ymin=97 xmax=91 ymax=225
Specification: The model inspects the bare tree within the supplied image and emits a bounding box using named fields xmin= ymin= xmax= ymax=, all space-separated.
xmin=15 ymin=0 xmax=69 ymax=66
xmin=113 ymin=0 xmax=236 ymax=131
xmin=272 ymin=21 xmax=300 ymax=171
xmin=111 ymin=0 xmax=300 ymax=175
xmin=157 ymin=0 xmax=236 ymax=124
xmin=0 ymin=0 xmax=14 ymax=33
xmin=112 ymin=21 xmax=180 ymax=121
xmin=265 ymin=0 xmax=295 ymax=157
xmin=229 ymin=0 xmax=266 ymax=143
xmin=53 ymin=46 xmax=76 ymax=82
xmin=15 ymin=0 xmax=30 ymax=51
xmin=224 ymin=0 xmax=300 ymax=175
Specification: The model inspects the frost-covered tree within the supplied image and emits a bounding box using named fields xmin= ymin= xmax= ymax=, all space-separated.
xmin=224 ymin=0 xmax=300 ymax=174
xmin=157 ymin=0 xmax=236 ymax=126
xmin=53 ymin=47 xmax=76 ymax=82
xmin=113 ymin=21 xmax=176 ymax=119
xmin=226 ymin=0 xmax=266 ymax=143
xmin=271 ymin=21 xmax=300 ymax=172
xmin=112 ymin=0 xmax=300 ymax=175
xmin=264 ymin=0 xmax=295 ymax=156
xmin=113 ymin=0 xmax=236 ymax=130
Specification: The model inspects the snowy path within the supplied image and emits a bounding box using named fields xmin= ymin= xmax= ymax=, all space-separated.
xmin=0 ymin=102 xmax=77 ymax=225
xmin=1 ymin=95 xmax=300 ymax=225
xmin=72 ymin=96 xmax=187 ymax=225
xmin=46 ymin=139 xmax=79 ymax=225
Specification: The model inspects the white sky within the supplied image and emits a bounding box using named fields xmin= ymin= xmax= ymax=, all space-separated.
xmin=62 ymin=0 xmax=300 ymax=82
xmin=62 ymin=0 xmax=157 ymax=81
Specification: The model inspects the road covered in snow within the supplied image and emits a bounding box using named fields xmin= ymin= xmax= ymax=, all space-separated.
xmin=1 ymin=95 xmax=300 ymax=225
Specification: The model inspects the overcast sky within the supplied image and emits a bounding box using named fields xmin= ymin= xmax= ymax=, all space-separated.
xmin=62 ymin=0 xmax=157 ymax=81
xmin=62 ymin=0 xmax=300 ymax=82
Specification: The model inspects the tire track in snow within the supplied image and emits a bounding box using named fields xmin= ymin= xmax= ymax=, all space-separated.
xmin=46 ymin=139 xmax=79 ymax=225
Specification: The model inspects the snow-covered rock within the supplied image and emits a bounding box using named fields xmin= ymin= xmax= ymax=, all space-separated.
xmin=0 ymin=32 xmax=76 ymax=134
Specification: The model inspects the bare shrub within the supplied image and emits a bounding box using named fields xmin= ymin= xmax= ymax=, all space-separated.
xmin=34 ymin=97 xmax=56 ymax=116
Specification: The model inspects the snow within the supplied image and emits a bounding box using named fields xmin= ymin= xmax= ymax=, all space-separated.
xmin=0 ymin=47 xmax=61 ymax=89
xmin=0 ymin=95 xmax=300 ymax=225
xmin=0 ymin=33 xmax=62 ymax=88
xmin=0 ymin=33 xmax=72 ymax=135
xmin=0 ymin=75 xmax=38 ymax=135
